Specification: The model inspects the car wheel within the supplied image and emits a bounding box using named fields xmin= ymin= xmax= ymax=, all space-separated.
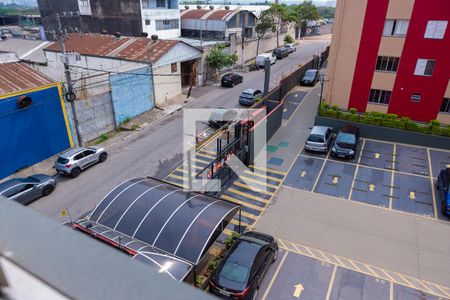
xmin=273 ymin=248 xmax=279 ymax=262
xmin=99 ymin=153 xmax=108 ymax=162
xmin=71 ymin=168 xmax=81 ymax=178
xmin=42 ymin=185 xmax=54 ymax=196
xmin=252 ymin=289 xmax=258 ymax=300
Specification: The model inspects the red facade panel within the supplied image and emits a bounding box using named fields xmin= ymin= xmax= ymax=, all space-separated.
xmin=347 ymin=0 xmax=390 ymax=112
xmin=388 ymin=0 xmax=450 ymax=122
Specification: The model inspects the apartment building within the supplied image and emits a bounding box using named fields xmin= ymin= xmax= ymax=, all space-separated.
xmin=324 ymin=0 xmax=450 ymax=123
xmin=38 ymin=0 xmax=180 ymax=39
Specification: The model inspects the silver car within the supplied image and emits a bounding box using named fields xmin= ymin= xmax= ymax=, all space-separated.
xmin=0 ymin=174 xmax=56 ymax=205
xmin=55 ymin=147 xmax=107 ymax=178
xmin=305 ymin=126 xmax=334 ymax=153
xmin=238 ymin=89 xmax=263 ymax=106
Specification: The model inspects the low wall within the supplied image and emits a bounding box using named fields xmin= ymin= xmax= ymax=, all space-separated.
xmin=75 ymin=92 xmax=116 ymax=143
xmin=315 ymin=116 xmax=450 ymax=150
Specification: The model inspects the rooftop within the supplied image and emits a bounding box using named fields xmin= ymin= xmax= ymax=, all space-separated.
xmin=0 ymin=38 xmax=50 ymax=64
xmin=45 ymin=34 xmax=180 ymax=63
xmin=180 ymin=8 xmax=251 ymax=21
xmin=0 ymin=63 xmax=54 ymax=96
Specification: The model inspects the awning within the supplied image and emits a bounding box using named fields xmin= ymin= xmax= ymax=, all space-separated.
xmin=86 ymin=177 xmax=240 ymax=264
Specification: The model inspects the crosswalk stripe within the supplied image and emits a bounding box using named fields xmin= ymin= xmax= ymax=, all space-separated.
xmin=167 ymin=173 xmax=186 ymax=181
xmin=196 ymin=152 xmax=215 ymax=159
xmin=239 ymin=176 xmax=279 ymax=189
xmin=223 ymin=228 xmax=233 ymax=236
xmin=182 ymin=164 xmax=205 ymax=171
xmin=233 ymin=181 xmax=274 ymax=196
xmin=193 ymin=157 xmax=211 ymax=164
xmin=163 ymin=179 xmax=187 ymax=189
xmin=228 ymin=188 xmax=270 ymax=204
xmin=198 ymin=148 xmax=216 ymax=155
xmin=239 ymin=210 xmax=258 ymax=220
xmin=220 ymin=195 xmax=264 ymax=212
xmin=249 ymin=164 xmax=287 ymax=175
xmin=244 ymin=170 xmax=283 ymax=182
xmin=230 ymin=218 xmax=250 ymax=227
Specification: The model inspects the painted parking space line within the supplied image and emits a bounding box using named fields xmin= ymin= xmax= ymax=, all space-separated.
xmin=261 ymin=250 xmax=289 ymax=300
xmin=283 ymin=155 xmax=326 ymax=191
xmin=359 ymin=140 xmax=394 ymax=170
xmin=393 ymin=284 xmax=440 ymax=300
xmin=313 ymin=160 xmax=357 ymax=199
xmin=348 ymin=139 xmax=366 ymax=201
xmin=278 ymin=239 xmax=450 ymax=299
xmin=395 ymin=144 xmax=429 ymax=176
xmin=429 ymin=149 xmax=450 ymax=178
xmin=427 ymin=148 xmax=439 ymax=220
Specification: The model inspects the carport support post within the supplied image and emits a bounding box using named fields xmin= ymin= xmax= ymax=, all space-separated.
xmin=263 ymin=58 xmax=270 ymax=97
xmin=187 ymin=149 xmax=193 ymax=190
xmin=238 ymin=209 xmax=241 ymax=234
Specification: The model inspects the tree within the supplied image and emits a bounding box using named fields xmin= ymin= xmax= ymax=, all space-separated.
xmin=259 ymin=4 xmax=295 ymax=47
xmin=255 ymin=15 xmax=272 ymax=57
xmin=284 ymin=34 xmax=294 ymax=44
xmin=317 ymin=6 xmax=335 ymax=19
xmin=292 ymin=1 xmax=319 ymax=38
xmin=206 ymin=45 xmax=238 ymax=79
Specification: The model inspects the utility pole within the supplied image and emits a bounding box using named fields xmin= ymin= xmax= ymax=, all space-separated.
xmin=263 ymin=58 xmax=271 ymax=97
xmin=56 ymin=12 xmax=83 ymax=146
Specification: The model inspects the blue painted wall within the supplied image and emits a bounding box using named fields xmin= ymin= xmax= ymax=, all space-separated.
xmin=110 ymin=66 xmax=154 ymax=126
xmin=0 ymin=85 xmax=72 ymax=179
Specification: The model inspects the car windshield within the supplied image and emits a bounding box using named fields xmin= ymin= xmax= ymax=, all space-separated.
xmin=57 ymin=157 xmax=69 ymax=164
xmin=240 ymin=93 xmax=253 ymax=99
xmin=305 ymin=70 xmax=316 ymax=77
xmin=308 ymin=134 xmax=324 ymax=143
xmin=336 ymin=132 xmax=356 ymax=144
xmin=219 ymin=261 xmax=250 ymax=284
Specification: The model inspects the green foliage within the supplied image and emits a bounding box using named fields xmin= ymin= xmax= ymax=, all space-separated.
xmin=292 ymin=1 xmax=319 ymax=32
xmin=255 ymin=15 xmax=272 ymax=38
xmin=206 ymin=45 xmax=238 ymax=71
xmin=349 ymin=108 xmax=357 ymax=114
xmin=95 ymin=133 xmax=110 ymax=144
xmin=317 ymin=6 xmax=335 ymax=19
xmin=260 ymin=4 xmax=296 ymax=46
xmin=284 ymin=34 xmax=294 ymax=44
xmin=207 ymin=256 xmax=221 ymax=273
xmin=195 ymin=275 xmax=205 ymax=287
xmin=224 ymin=231 xmax=241 ymax=250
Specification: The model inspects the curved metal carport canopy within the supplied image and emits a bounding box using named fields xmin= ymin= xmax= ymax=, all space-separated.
xmin=87 ymin=177 xmax=240 ymax=265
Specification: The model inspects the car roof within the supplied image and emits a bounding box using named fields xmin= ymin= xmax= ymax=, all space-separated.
xmin=306 ymin=69 xmax=318 ymax=72
xmin=60 ymin=147 xmax=85 ymax=158
xmin=223 ymin=73 xmax=234 ymax=77
xmin=310 ymin=126 xmax=330 ymax=135
xmin=257 ymin=53 xmax=271 ymax=57
xmin=242 ymin=89 xmax=256 ymax=94
xmin=340 ymin=125 xmax=359 ymax=134
xmin=227 ymin=238 xmax=263 ymax=267
xmin=0 ymin=178 xmax=26 ymax=191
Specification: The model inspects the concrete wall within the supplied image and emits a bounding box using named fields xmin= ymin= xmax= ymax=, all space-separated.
xmin=153 ymin=62 xmax=181 ymax=106
xmin=74 ymin=92 xmax=116 ymax=143
xmin=141 ymin=8 xmax=181 ymax=39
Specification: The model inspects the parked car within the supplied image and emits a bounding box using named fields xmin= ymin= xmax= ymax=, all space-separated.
xmin=221 ymin=73 xmax=243 ymax=87
xmin=284 ymin=44 xmax=296 ymax=53
xmin=208 ymin=109 xmax=238 ymax=129
xmin=209 ymin=231 xmax=278 ymax=300
xmin=238 ymin=89 xmax=263 ymax=106
xmin=331 ymin=125 xmax=360 ymax=159
xmin=54 ymin=147 xmax=108 ymax=178
xmin=437 ymin=166 xmax=450 ymax=216
xmin=273 ymin=47 xmax=289 ymax=59
xmin=0 ymin=174 xmax=56 ymax=205
xmin=300 ymin=69 xmax=319 ymax=86
xmin=255 ymin=53 xmax=276 ymax=67
xmin=305 ymin=126 xmax=333 ymax=153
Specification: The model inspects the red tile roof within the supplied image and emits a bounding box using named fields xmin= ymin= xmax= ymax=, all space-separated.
xmin=45 ymin=33 xmax=179 ymax=63
xmin=0 ymin=63 xmax=54 ymax=96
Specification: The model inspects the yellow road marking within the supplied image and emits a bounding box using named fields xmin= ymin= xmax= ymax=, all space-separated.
xmin=239 ymin=210 xmax=258 ymax=220
xmin=220 ymin=195 xmax=264 ymax=211
xmin=249 ymin=164 xmax=287 ymax=175
xmin=162 ymin=179 xmax=187 ymax=189
xmin=427 ymin=148 xmax=438 ymax=219
xmin=182 ymin=164 xmax=204 ymax=171
xmin=368 ymin=184 xmax=375 ymax=192
xmin=196 ymin=152 xmax=215 ymax=159
xmin=193 ymin=157 xmax=211 ymax=164
xmin=233 ymin=181 xmax=275 ymax=196
xmin=167 ymin=173 xmax=186 ymax=181
xmin=228 ymin=188 xmax=269 ymax=204
xmin=198 ymin=148 xmax=216 ymax=155
xmin=230 ymin=218 xmax=250 ymax=227
xmin=223 ymin=228 xmax=233 ymax=236
xmin=325 ymin=265 xmax=337 ymax=300
xmin=244 ymin=169 xmax=283 ymax=182
xmin=261 ymin=251 xmax=289 ymax=300
xmin=239 ymin=176 xmax=279 ymax=189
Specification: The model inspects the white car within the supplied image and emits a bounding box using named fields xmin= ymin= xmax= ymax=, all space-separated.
xmin=284 ymin=44 xmax=296 ymax=53
xmin=255 ymin=53 xmax=276 ymax=67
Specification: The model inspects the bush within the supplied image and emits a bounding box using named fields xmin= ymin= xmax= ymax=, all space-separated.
xmin=330 ymin=104 xmax=339 ymax=111
xmin=195 ymin=275 xmax=205 ymax=287
xmin=284 ymin=34 xmax=294 ymax=44
xmin=224 ymin=231 xmax=241 ymax=250
xmin=349 ymin=108 xmax=357 ymax=114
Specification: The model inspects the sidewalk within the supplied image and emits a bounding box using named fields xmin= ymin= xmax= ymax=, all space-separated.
xmin=4 ymin=91 xmax=199 ymax=181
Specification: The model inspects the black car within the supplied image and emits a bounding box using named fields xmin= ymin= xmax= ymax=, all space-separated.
xmin=300 ymin=69 xmax=319 ymax=86
xmin=273 ymin=47 xmax=289 ymax=59
xmin=437 ymin=167 xmax=450 ymax=216
xmin=209 ymin=231 xmax=278 ymax=300
xmin=331 ymin=125 xmax=360 ymax=159
xmin=221 ymin=73 xmax=243 ymax=87
xmin=208 ymin=109 xmax=238 ymax=129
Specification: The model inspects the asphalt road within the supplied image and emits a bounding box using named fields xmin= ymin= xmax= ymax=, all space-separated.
xmin=29 ymin=38 xmax=331 ymax=221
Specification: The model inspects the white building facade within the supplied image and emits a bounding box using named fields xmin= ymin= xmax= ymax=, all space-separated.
xmin=141 ymin=0 xmax=181 ymax=39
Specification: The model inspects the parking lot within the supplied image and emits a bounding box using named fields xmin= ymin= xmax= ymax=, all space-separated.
xmin=257 ymin=239 xmax=450 ymax=300
xmin=284 ymin=138 xmax=450 ymax=221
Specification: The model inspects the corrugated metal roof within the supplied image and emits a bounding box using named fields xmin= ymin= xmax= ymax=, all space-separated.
xmin=0 ymin=38 xmax=50 ymax=64
xmin=207 ymin=9 xmax=237 ymax=20
xmin=0 ymin=63 xmax=54 ymax=96
xmin=45 ymin=34 xmax=180 ymax=63
xmin=180 ymin=9 xmax=210 ymax=20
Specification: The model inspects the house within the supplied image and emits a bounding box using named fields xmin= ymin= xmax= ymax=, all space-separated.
xmin=324 ymin=0 xmax=450 ymax=124
xmin=37 ymin=0 xmax=181 ymax=39
xmin=0 ymin=62 xmax=73 ymax=179
xmin=42 ymin=33 xmax=202 ymax=143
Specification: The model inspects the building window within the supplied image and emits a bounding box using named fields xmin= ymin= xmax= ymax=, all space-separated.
xmin=375 ymin=56 xmax=400 ymax=72
xmin=383 ymin=20 xmax=409 ymax=37
xmin=369 ymin=89 xmax=391 ymax=105
xmin=145 ymin=19 xmax=150 ymax=25
xmin=156 ymin=0 xmax=165 ymax=8
xmin=171 ymin=63 xmax=177 ymax=73
xmin=425 ymin=21 xmax=448 ymax=39
xmin=411 ymin=94 xmax=421 ymax=102
xmin=155 ymin=19 xmax=179 ymax=30
xmin=142 ymin=0 xmax=150 ymax=8
xmin=440 ymin=98 xmax=450 ymax=113
xmin=414 ymin=59 xmax=435 ymax=76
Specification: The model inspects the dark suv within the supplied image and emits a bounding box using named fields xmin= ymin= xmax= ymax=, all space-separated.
xmin=437 ymin=167 xmax=450 ymax=216
xmin=273 ymin=47 xmax=289 ymax=59
xmin=331 ymin=125 xmax=360 ymax=159
xmin=209 ymin=232 xmax=278 ymax=300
